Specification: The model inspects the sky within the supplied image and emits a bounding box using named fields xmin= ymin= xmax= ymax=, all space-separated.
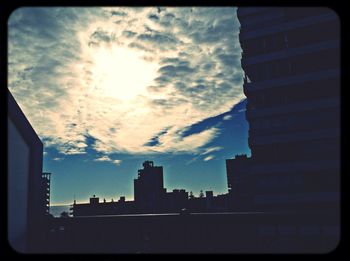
xmin=8 ymin=7 xmax=250 ymax=205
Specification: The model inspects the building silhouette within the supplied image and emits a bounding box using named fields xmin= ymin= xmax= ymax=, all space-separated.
xmin=226 ymin=154 xmax=251 ymax=211
xmin=163 ymin=189 xmax=189 ymax=213
xmin=8 ymin=90 xmax=48 ymax=252
xmin=41 ymin=172 xmax=51 ymax=215
xmin=72 ymin=194 xmax=138 ymax=216
xmin=72 ymin=161 xmax=227 ymax=216
xmin=229 ymin=7 xmax=340 ymax=213
xmin=134 ymin=161 xmax=165 ymax=213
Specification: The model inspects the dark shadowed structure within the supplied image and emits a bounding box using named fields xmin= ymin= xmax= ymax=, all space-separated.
xmin=7 ymin=90 xmax=48 ymax=253
xmin=240 ymin=6 xmax=340 ymax=211
xmin=226 ymin=6 xmax=340 ymax=251
xmin=134 ymin=161 xmax=165 ymax=213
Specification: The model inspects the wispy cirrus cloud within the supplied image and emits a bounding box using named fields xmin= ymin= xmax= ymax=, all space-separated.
xmin=201 ymin=146 xmax=223 ymax=155
xmin=8 ymin=7 xmax=244 ymax=156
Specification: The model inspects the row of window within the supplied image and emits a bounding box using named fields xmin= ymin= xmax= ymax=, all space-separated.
xmin=255 ymin=174 xmax=304 ymax=191
xmin=254 ymin=171 xmax=339 ymax=195
xmin=249 ymin=108 xmax=340 ymax=135
xmin=240 ymin=8 xmax=286 ymax=31
xmin=244 ymin=47 xmax=339 ymax=82
xmin=250 ymin=138 xmax=340 ymax=163
xmin=246 ymin=78 xmax=339 ymax=108
xmin=240 ymin=7 xmax=333 ymax=32
xmin=283 ymin=8 xmax=335 ymax=22
xmin=241 ymin=20 xmax=339 ymax=57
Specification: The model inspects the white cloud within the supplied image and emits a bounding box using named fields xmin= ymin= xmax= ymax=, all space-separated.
xmin=203 ymin=155 xmax=214 ymax=161
xmin=112 ymin=159 xmax=122 ymax=166
xmin=94 ymin=155 xmax=111 ymax=162
xmin=201 ymin=146 xmax=223 ymax=155
xmin=223 ymin=115 xmax=232 ymax=121
xmin=53 ymin=157 xmax=63 ymax=161
xmin=8 ymin=7 xmax=244 ymax=156
xmin=94 ymin=155 xmax=122 ymax=166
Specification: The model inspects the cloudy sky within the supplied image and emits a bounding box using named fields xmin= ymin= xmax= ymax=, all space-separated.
xmin=8 ymin=7 xmax=250 ymax=205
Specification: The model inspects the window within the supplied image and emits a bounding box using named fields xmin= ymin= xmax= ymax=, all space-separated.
xmin=286 ymin=20 xmax=339 ymax=48
xmin=264 ymin=33 xmax=288 ymax=53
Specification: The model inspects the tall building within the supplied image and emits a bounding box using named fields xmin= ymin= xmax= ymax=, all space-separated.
xmin=41 ymin=172 xmax=51 ymax=215
xmin=229 ymin=7 xmax=340 ymax=213
xmin=134 ymin=161 xmax=166 ymax=213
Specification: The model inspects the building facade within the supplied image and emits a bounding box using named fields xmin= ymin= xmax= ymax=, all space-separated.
xmin=234 ymin=7 xmax=340 ymax=213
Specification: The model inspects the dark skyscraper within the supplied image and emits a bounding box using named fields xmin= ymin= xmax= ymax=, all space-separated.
xmin=134 ymin=161 xmax=165 ymax=213
xmin=234 ymin=7 xmax=340 ymax=213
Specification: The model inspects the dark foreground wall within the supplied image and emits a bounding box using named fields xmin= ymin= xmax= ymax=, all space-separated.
xmin=7 ymin=90 xmax=45 ymax=253
xmin=42 ymin=211 xmax=339 ymax=254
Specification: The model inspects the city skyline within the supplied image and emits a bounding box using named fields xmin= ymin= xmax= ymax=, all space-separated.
xmin=7 ymin=7 xmax=341 ymax=253
xmin=8 ymin=7 xmax=250 ymax=205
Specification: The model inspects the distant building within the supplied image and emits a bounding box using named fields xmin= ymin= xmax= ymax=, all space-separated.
xmin=236 ymin=7 xmax=340 ymax=212
xmin=41 ymin=172 xmax=51 ymax=215
xmin=213 ymin=193 xmax=229 ymax=212
xmin=163 ymin=189 xmax=189 ymax=212
xmin=205 ymin=191 xmax=214 ymax=210
xmin=204 ymin=191 xmax=229 ymax=212
xmin=90 ymin=195 xmax=99 ymax=205
xmin=134 ymin=161 xmax=165 ymax=213
xmin=73 ymin=161 xmax=168 ymax=216
xmin=226 ymin=155 xmax=251 ymax=210
xmin=188 ymin=197 xmax=206 ymax=213
xmin=72 ymin=195 xmax=137 ymax=216
xmin=72 ymin=160 xmax=230 ymax=216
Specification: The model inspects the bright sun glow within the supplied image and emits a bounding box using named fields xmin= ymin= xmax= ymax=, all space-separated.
xmin=91 ymin=46 xmax=158 ymax=101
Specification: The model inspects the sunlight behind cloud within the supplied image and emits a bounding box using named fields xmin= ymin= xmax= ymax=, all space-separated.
xmin=90 ymin=45 xmax=158 ymax=101
xmin=8 ymin=7 xmax=245 ymax=156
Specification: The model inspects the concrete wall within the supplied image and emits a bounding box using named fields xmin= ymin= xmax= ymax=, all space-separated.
xmin=7 ymin=117 xmax=30 ymax=253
